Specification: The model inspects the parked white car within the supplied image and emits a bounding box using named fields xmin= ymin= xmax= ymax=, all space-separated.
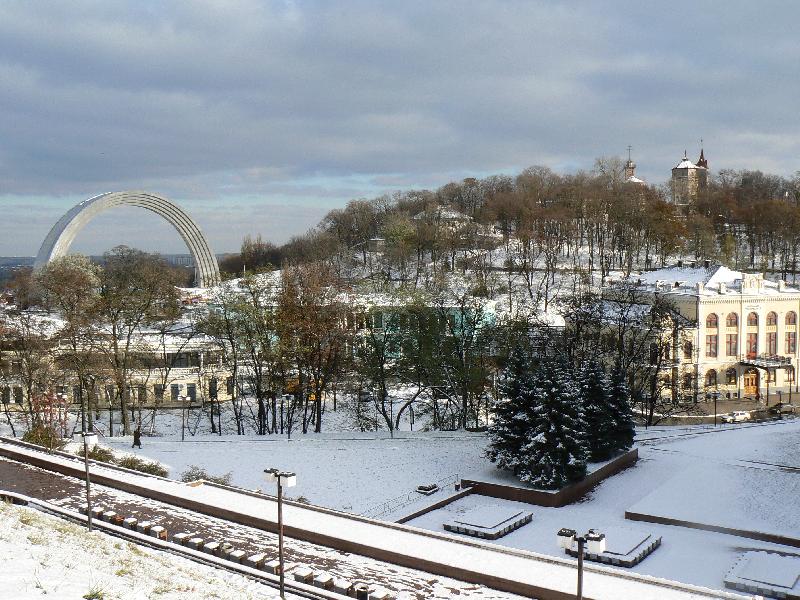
xmin=720 ymin=411 xmax=751 ymax=423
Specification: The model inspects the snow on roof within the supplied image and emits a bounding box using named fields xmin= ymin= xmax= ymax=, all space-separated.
xmin=624 ymin=263 xmax=800 ymax=298
xmin=635 ymin=264 xmax=739 ymax=288
xmin=412 ymin=207 xmax=472 ymax=222
xmin=626 ymin=175 xmax=646 ymax=184
xmin=674 ymin=158 xmax=698 ymax=170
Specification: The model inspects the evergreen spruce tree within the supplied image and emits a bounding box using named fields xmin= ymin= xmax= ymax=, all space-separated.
xmin=485 ymin=349 xmax=539 ymax=475
xmin=579 ymin=359 xmax=617 ymax=461
xmin=608 ymin=364 xmax=636 ymax=453
xmin=487 ymin=352 xmax=588 ymax=489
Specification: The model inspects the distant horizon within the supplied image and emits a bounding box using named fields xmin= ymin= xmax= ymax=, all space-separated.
xmin=2 ymin=149 xmax=795 ymax=258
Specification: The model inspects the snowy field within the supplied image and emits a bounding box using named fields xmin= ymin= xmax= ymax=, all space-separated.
xmin=407 ymin=419 xmax=800 ymax=594
xmin=4 ymin=405 xmax=799 ymax=596
xmin=103 ymin=429 xmax=489 ymax=515
xmin=91 ymin=410 xmax=620 ymax=516
xmin=0 ymin=502 xmax=281 ymax=600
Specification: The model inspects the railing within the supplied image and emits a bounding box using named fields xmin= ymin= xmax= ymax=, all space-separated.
xmin=360 ymin=473 xmax=460 ymax=520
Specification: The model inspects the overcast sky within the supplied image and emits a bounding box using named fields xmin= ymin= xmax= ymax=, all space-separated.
xmin=1 ymin=1 xmax=798 ymax=256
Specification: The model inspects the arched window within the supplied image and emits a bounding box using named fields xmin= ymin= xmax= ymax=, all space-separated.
xmin=726 ymin=312 xmax=738 ymax=327
xmin=649 ymin=342 xmax=659 ymax=364
xmin=705 ymin=369 xmax=717 ymax=387
xmin=683 ymin=340 xmax=693 ymax=359
xmin=726 ymin=368 xmax=737 ymax=385
xmin=706 ymin=313 xmax=718 ymax=328
xmin=767 ymin=312 xmax=778 ymax=326
xmin=747 ymin=312 xmax=759 ymax=327
xmin=682 ymin=373 xmax=693 ymax=390
xmin=787 ymin=311 xmax=797 ymax=326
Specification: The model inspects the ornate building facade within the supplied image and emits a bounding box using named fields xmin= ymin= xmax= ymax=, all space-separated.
xmin=631 ymin=263 xmax=800 ymax=403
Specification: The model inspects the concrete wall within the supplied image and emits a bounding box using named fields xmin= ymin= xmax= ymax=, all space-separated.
xmin=462 ymin=448 xmax=639 ymax=508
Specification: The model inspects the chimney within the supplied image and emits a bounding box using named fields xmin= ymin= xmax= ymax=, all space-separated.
xmin=697 ymin=282 xmax=704 ymax=293
xmin=704 ymin=260 xmax=711 ymax=269
xmin=677 ymin=260 xmax=683 ymax=268
xmin=779 ymin=280 xmax=786 ymax=292
xmin=690 ymin=260 xmax=697 ymax=268
xmin=719 ymin=283 xmax=727 ymax=294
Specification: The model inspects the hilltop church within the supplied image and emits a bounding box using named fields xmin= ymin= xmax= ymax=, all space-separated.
xmin=671 ymin=148 xmax=709 ymax=206
xmin=623 ymin=146 xmax=710 ymax=207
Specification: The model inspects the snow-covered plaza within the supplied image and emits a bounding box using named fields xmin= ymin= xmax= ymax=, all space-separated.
xmin=84 ymin=413 xmax=800 ymax=596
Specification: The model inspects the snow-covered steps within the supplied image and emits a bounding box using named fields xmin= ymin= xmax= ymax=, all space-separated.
xmin=563 ymin=527 xmax=662 ymax=568
xmin=724 ymin=551 xmax=800 ymax=599
xmin=444 ymin=504 xmax=533 ymax=539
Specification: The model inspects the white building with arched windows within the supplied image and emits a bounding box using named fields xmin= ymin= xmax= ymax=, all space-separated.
xmin=629 ymin=262 xmax=800 ymax=403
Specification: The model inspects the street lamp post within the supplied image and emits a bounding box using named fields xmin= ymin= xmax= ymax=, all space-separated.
xmin=557 ymin=528 xmax=606 ymax=600
xmin=712 ymin=391 xmax=719 ymax=427
xmin=181 ymin=395 xmax=188 ymax=442
xmin=80 ymin=431 xmax=94 ymax=531
xmin=264 ymin=468 xmax=297 ymax=599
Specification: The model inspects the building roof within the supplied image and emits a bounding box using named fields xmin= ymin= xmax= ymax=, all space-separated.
xmin=673 ymin=157 xmax=698 ymax=170
xmin=412 ymin=207 xmax=472 ymax=222
xmin=619 ymin=263 xmax=800 ymax=298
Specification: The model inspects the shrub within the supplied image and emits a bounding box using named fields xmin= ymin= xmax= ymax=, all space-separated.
xmin=22 ymin=425 xmax=67 ymax=451
xmin=180 ymin=465 xmax=232 ymax=486
xmin=116 ymin=455 xmax=169 ymax=478
xmin=75 ymin=444 xmax=116 ymax=463
xmin=83 ymin=587 xmax=105 ymax=600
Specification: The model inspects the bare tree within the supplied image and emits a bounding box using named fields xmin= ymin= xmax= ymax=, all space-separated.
xmin=94 ymin=246 xmax=182 ymax=436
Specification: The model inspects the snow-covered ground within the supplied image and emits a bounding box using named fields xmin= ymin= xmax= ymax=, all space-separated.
xmin=407 ymin=419 xmax=800 ymax=594
xmin=103 ymin=429 xmax=489 ymax=515
xmin=0 ymin=501 xmax=281 ymax=600
xmin=4 ymin=405 xmax=798 ymax=597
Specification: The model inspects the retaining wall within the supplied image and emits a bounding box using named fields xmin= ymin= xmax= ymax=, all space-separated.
xmin=461 ymin=448 xmax=639 ymax=507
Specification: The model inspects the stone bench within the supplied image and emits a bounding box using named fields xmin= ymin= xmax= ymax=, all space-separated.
xmin=245 ymin=553 xmax=267 ymax=568
xmin=313 ymin=572 xmax=334 ymax=590
xmin=202 ymin=541 xmax=221 ymax=556
xmin=292 ymin=565 xmax=314 ymax=583
xmin=333 ymin=577 xmax=353 ymax=596
xmin=136 ymin=521 xmax=152 ymax=534
xmin=172 ymin=532 xmax=192 ymax=546
xmin=264 ymin=559 xmax=281 ymax=575
xmin=186 ymin=537 xmax=204 ymax=550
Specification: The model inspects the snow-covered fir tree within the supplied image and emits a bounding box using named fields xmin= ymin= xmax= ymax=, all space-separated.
xmin=579 ymin=359 xmax=617 ymax=461
xmin=487 ymin=352 xmax=588 ymax=489
xmin=607 ymin=364 xmax=636 ymax=453
xmin=485 ymin=349 xmax=539 ymax=476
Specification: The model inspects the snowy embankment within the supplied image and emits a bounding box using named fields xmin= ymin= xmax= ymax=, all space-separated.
xmin=0 ymin=501 xmax=279 ymax=599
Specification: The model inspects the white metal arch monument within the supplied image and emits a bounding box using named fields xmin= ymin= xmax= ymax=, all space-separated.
xmin=35 ymin=191 xmax=221 ymax=287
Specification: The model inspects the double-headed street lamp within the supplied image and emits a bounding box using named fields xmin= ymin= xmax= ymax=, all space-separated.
xmin=557 ymin=528 xmax=606 ymax=600
xmin=264 ymin=468 xmax=297 ymax=599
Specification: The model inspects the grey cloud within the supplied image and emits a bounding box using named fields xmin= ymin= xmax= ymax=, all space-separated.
xmin=0 ymin=0 xmax=799 ymax=254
